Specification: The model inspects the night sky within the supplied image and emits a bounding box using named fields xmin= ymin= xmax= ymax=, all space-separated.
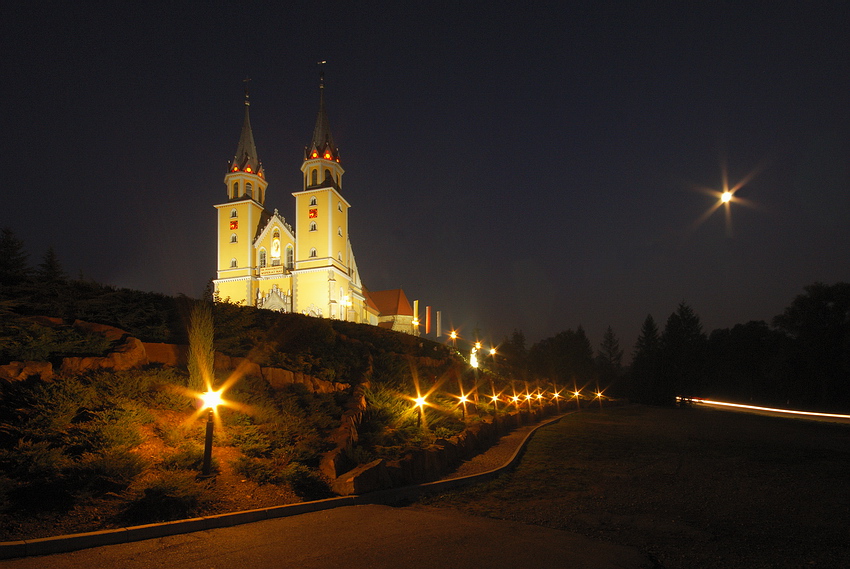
xmin=3 ymin=2 xmax=849 ymax=354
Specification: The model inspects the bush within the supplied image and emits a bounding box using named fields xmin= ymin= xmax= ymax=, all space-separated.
xmin=123 ymin=471 xmax=212 ymax=523
xmin=232 ymin=456 xmax=285 ymax=485
xmin=71 ymin=448 xmax=147 ymax=493
xmin=161 ymin=442 xmax=215 ymax=472
xmin=280 ymin=463 xmax=332 ymax=500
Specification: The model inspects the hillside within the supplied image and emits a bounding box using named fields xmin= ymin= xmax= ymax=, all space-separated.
xmin=0 ymin=279 xmax=519 ymax=540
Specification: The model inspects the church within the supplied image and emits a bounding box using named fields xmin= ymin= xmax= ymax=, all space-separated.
xmin=212 ymin=78 xmax=415 ymax=334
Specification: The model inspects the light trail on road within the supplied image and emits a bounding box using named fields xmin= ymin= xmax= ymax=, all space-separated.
xmin=677 ymin=397 xmax=850 ymax=420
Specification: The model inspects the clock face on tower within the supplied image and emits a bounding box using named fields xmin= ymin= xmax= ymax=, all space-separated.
xmin=309 ymin=209 xmax=318 ymax=219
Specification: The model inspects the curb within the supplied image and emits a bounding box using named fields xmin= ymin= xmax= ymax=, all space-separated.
xmin=0 ymin=412 xmax=573 ymax=560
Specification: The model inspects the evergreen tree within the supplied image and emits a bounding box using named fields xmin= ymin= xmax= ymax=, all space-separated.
xmin=597 ymin=325 xmax=624 ymax=395
xmin=597 ymin=325 xmax=623 ymax=370
xmin=630 ymin=314 xmax=662 ymax=403
xmin=0 ymin=228 xmax=30 ymax=287
xmin=660 ymin=302 xmax=707 ymax=403
xmin=34 ymin=247 xmax=67 ymax=283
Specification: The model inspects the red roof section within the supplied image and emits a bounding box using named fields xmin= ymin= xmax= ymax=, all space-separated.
xmin=365 ymin=288 xmax=414 ymax=317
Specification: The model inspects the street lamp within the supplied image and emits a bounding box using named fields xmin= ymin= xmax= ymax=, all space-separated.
xmin=459 ymin=393 xmax=469 ymax=420
xmin=413 ymin=395 xmax=426 ymax=427
xmin=199 ymin=389 xmax=223 ymax=477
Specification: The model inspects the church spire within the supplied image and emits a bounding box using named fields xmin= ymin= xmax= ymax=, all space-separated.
xmin=305 ymin=63 xmax=340 ymax=163
xmin=229 ymin=80 xmax=263 ymax=177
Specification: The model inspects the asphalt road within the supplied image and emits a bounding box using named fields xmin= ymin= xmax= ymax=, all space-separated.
xmin=1 ymin=504 xmax=653 ymax=569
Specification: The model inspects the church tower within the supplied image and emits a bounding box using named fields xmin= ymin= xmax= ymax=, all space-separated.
xmin=291 ymin=73 xmax=364 ymax=320
xmin=213 ymin=88 xmax=269 ymax=305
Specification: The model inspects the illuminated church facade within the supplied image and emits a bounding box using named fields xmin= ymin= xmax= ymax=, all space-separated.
xmin=212 ymin=80 xmax=414 ymax=332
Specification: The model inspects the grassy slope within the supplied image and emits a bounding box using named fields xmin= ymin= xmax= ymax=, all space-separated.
xmin=423 ymin=405 xmax=850 ymax=569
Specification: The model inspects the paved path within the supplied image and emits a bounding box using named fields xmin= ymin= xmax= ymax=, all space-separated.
xmin=1 ymin=504 xmax=653 ymax=569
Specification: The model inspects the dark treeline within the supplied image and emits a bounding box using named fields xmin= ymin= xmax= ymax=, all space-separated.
xmin=498 ymin=283 xmax=850 ymax=412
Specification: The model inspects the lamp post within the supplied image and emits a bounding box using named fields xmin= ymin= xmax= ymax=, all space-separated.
xmin=414 ymin=395 xmax=426 ymax=427
xmin=199 ymin=389 xmax=222 ymax=477
xmin=552 ymin=381 xmax=561 ymax=413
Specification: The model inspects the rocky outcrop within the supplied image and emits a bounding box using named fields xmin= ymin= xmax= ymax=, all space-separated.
xmin=142 ymin=342 xmax=187 ymax=367
xmin=0 ymin=361 xmax=54 ymax=382
xmin=320 ymin=357 xmax=373 ymax=480
xmin=260 ymin=367 xmax=344 ymax=394
xmin=61 ymin=335 xmax=149 ymax=373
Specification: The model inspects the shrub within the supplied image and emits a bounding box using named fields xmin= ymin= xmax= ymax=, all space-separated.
xmin=161 ymin=442 xmax=214 ymax=472
xmin=280 ymin=463 xmax=332 ymax=500
xmin=232 ymin=456 xmax=285 ymax=485
xmin=71 ymin=448 xmax=147 ymax=493
xmin=123 ymin=471 xmax=212 ymax=523
xmin=229 ymin=425 xmax=272 ymax=458
xmin=64 ymin=407 xmax=147 ymax=454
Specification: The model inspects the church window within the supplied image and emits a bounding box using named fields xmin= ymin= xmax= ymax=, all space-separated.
xmin=310 ymin=196 xmax=317 ymax=206
xmin=273 ymin=230 xmax=280 ymax=239
xmin=311 ymin=169 xmax=318 ymax=186
xmin=230 ymin=208 xmax=237 ymax=218
xmin=246 ymin=183 xmax=253 ymax=198
xmin=338 ymin=252 xmax=342 ymax=261
xmin=230 ymin=258 xmax=237 ymax=268
xmin=259 ymin=249 xmax=267 ymax=268
xmin=232 ymin=182 xmax=238 ymax=198
xmin=324 ymin=168 xmax=331 ymax=181
xmin=337 ymin=202 xmax=342 ymax=212
xmin=230 ymin=234 xmax=237 ymax=243
xmin=286 ymin=246 xmax=294 ymax=269
xmin=337 ymin=227 xmax=342 ymax=237
xmin=309 ymin=248 xmax=317 ymax=258
xmin=310 ymin=222 xmax=317 ymax=232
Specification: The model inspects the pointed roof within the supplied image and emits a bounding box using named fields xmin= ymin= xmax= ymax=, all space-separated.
xmin=305 ymin=73 xmax=340 ymax=162
xmin=229 ymin=92 xmax=263 ymax=176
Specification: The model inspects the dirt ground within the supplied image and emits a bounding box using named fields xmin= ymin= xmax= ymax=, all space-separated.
xmin=420 ymin=405 xmax=850 ymax=569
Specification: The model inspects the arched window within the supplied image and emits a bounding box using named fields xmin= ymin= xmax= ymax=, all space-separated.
xmin=259 ymin=249 xmax=267 ymax=268
xmin=286 ymin=246 xmax=294 ymax=269
xmin=324 ymin=168 xmax=331 ymax=181
xmin=310 ymin=196 xmax=317 ymax=206
xmin=230 ymin=208 xmax=237 ymax=218
xmin=246 ymin=183 xmax=252 ymax=198
xmin=232 ymin=182 xmax=238 ymax=198
xmin=230 ymin=258 xmax=237 ymax=268
xmin=309 ymin=248 xmax=317 ymax=258
xmin=230 ymin=234 xmax=237 ymax=243
xmin=273 ymin=229 xmax=280 ymax=239
xmin=337 ymin=202 xmax=342 ymax=212
xmin=310 ymin=222 xmax=317 ymax=232
xmin=338 ymin=252 xmax=342 ymax=261
xmin=337 ymin=227 xmax=342 ymax=237
xmin=311 ymin=169 xmax=318 ymax=186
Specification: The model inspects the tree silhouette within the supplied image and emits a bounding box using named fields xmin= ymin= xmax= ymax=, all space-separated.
xmin=597 ymin=325 xmax=624 ymax=394
xmin=0 ymin=228 xmax=30 ymax=288
xmin=660 ymin=302 xmax=707 ymax=404
xmin=34 ymin=248 xmax=67 ymax=284
xmin=630 ymin=314 xmax=662 ymax=404
xmin=773 ymin=282 xmax=850 ymax=408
